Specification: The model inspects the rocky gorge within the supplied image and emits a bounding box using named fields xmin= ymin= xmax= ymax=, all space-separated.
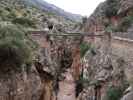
xmin=0 ymin=0 xmax=133 ymax=100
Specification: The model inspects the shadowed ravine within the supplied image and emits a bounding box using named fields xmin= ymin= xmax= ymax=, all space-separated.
xmin=1 ymin=0 xmax=133 ymax=99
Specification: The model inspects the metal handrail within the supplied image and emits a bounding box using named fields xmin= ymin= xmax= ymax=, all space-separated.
xmin=30 ymin=31 xmax=104 ymax=37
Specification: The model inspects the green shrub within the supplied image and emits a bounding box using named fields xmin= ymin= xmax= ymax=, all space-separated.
xmin=7 ymin=10 xmax=16 ymax=19
xmin=106 ymin=86 xmax=123 ymax=100
xmin=12 ymin=17 xmax=36 ymax=28
xmin=78 ymin=74 xmax=90 ymax=85
xmin=118 ymin=15 xmax=133 ymax=32
xmin=0 ymin=9 xmax=10 ymax=21
xmin=104 ymin=0 xmax=119 ymax=18
xmin=105 ymin=25 xmax=119 ymax=32
xmin=80 ymin=42 xmax=90 ymax=58
xmin=0 ymin=25 xmax=34 ymax=72
xmin=4 ymin=7 xmax=11 ymax=12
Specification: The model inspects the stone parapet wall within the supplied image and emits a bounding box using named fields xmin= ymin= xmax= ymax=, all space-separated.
xmin=112 ymin=36 xmax=133 ymax=61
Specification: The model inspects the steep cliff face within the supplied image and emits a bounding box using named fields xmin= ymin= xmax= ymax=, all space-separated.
xmin=0 ymin=28 xmax=83 ymax=100
xmin=0 ymin=23 xmax=42 ymax=100
xmin=2 ymin=0 xmax=133 ymax=100
xmin=0 ymin=71 xmax=42 ymax=100
xmin=82 ymin=0 xmax=133 ymax=100
xmin=84 ymin=0 xmax=133 ymax=33
xmin=32 ymin=32 xmax=83 ymax=100
xmin=78 ymin=32 xmax=129 ymax=100
xmin=0 ymin=0 xmax=82 ymax=99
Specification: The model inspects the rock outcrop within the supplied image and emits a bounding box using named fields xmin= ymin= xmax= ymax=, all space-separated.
xmin=32 ymin=31 xmax=83 ymax=100
xmin=1 ymin=0 xmax=133 ymax=100
xmin=77 ymin=32 xmax=128 ymax=100
xmin=0 ymin=67 xmax=42 ymax=100
xmin=82 ymin=0 xmax=133 ymax=99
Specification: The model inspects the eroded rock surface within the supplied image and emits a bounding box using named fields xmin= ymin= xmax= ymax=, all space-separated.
xmin=33 ymin=32 xmax=83 ymax=100
xmin=77 ymin=32 xmax=129 ymax=100
xmin=0 ymin=67 xmax=42 ymax=100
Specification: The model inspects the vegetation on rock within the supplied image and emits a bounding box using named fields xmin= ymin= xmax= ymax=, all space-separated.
xmin=12 ymin=17 xmax=37 ymax=28
xmin=80 ymin=42 xmax=90 ymax=58
xmin=118 ymin=15 xmax=133 ymax=32
xmin=0 ymin=25 xmax=35 ymax=72
xmin=104 ymin=0 xmax=119 ymax=18
xmin=106 ymin=86 xmax=123 ymax=100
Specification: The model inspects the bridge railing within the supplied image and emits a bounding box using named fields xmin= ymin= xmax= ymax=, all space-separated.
xmin=29 ymin=31 xmax=104 ymax=37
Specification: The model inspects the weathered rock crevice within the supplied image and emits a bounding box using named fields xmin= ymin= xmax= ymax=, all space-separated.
xmin=32 ymin=32 xmax=83 ymax=100
xmin=77 ymin=32 xmax=130 ymax=100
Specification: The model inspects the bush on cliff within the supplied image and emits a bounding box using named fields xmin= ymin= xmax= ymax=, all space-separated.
xmin=12 ymin=17 xmax=36 ymax=28
xmin=0 ymin=25 xmax=35 ymax=73
xmin=80 ymin=42 xmax=90 ymax=58
xmin=118 ymin=15 xmax=133 ymax=32
xmin=106 ymin=86 xmax=123 ymax=100
xmin=104 ymin=0 xmax=119 ymax=18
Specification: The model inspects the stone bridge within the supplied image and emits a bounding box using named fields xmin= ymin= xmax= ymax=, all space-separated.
xmin=31 ymin=30 xmax=133 ymax=75
xmin=30 ymin=30 xmax=133 ymax=100
xmin=30 ymin=30 xmax=111 ymax=100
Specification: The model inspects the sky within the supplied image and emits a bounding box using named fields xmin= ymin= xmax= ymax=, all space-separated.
xmin=44 ymin=0 xmax=106 ymax=16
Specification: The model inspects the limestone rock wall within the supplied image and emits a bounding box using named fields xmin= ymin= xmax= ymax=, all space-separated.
xmin=33 ymin=32 xmax=83 ymax=100
xmin=78 ymin=32 xmax=130 ymax=100
xmin=82 ymin=0 xmax=133 ymax=99
xmin=0 ymin=67 xmax=42 ymax=100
